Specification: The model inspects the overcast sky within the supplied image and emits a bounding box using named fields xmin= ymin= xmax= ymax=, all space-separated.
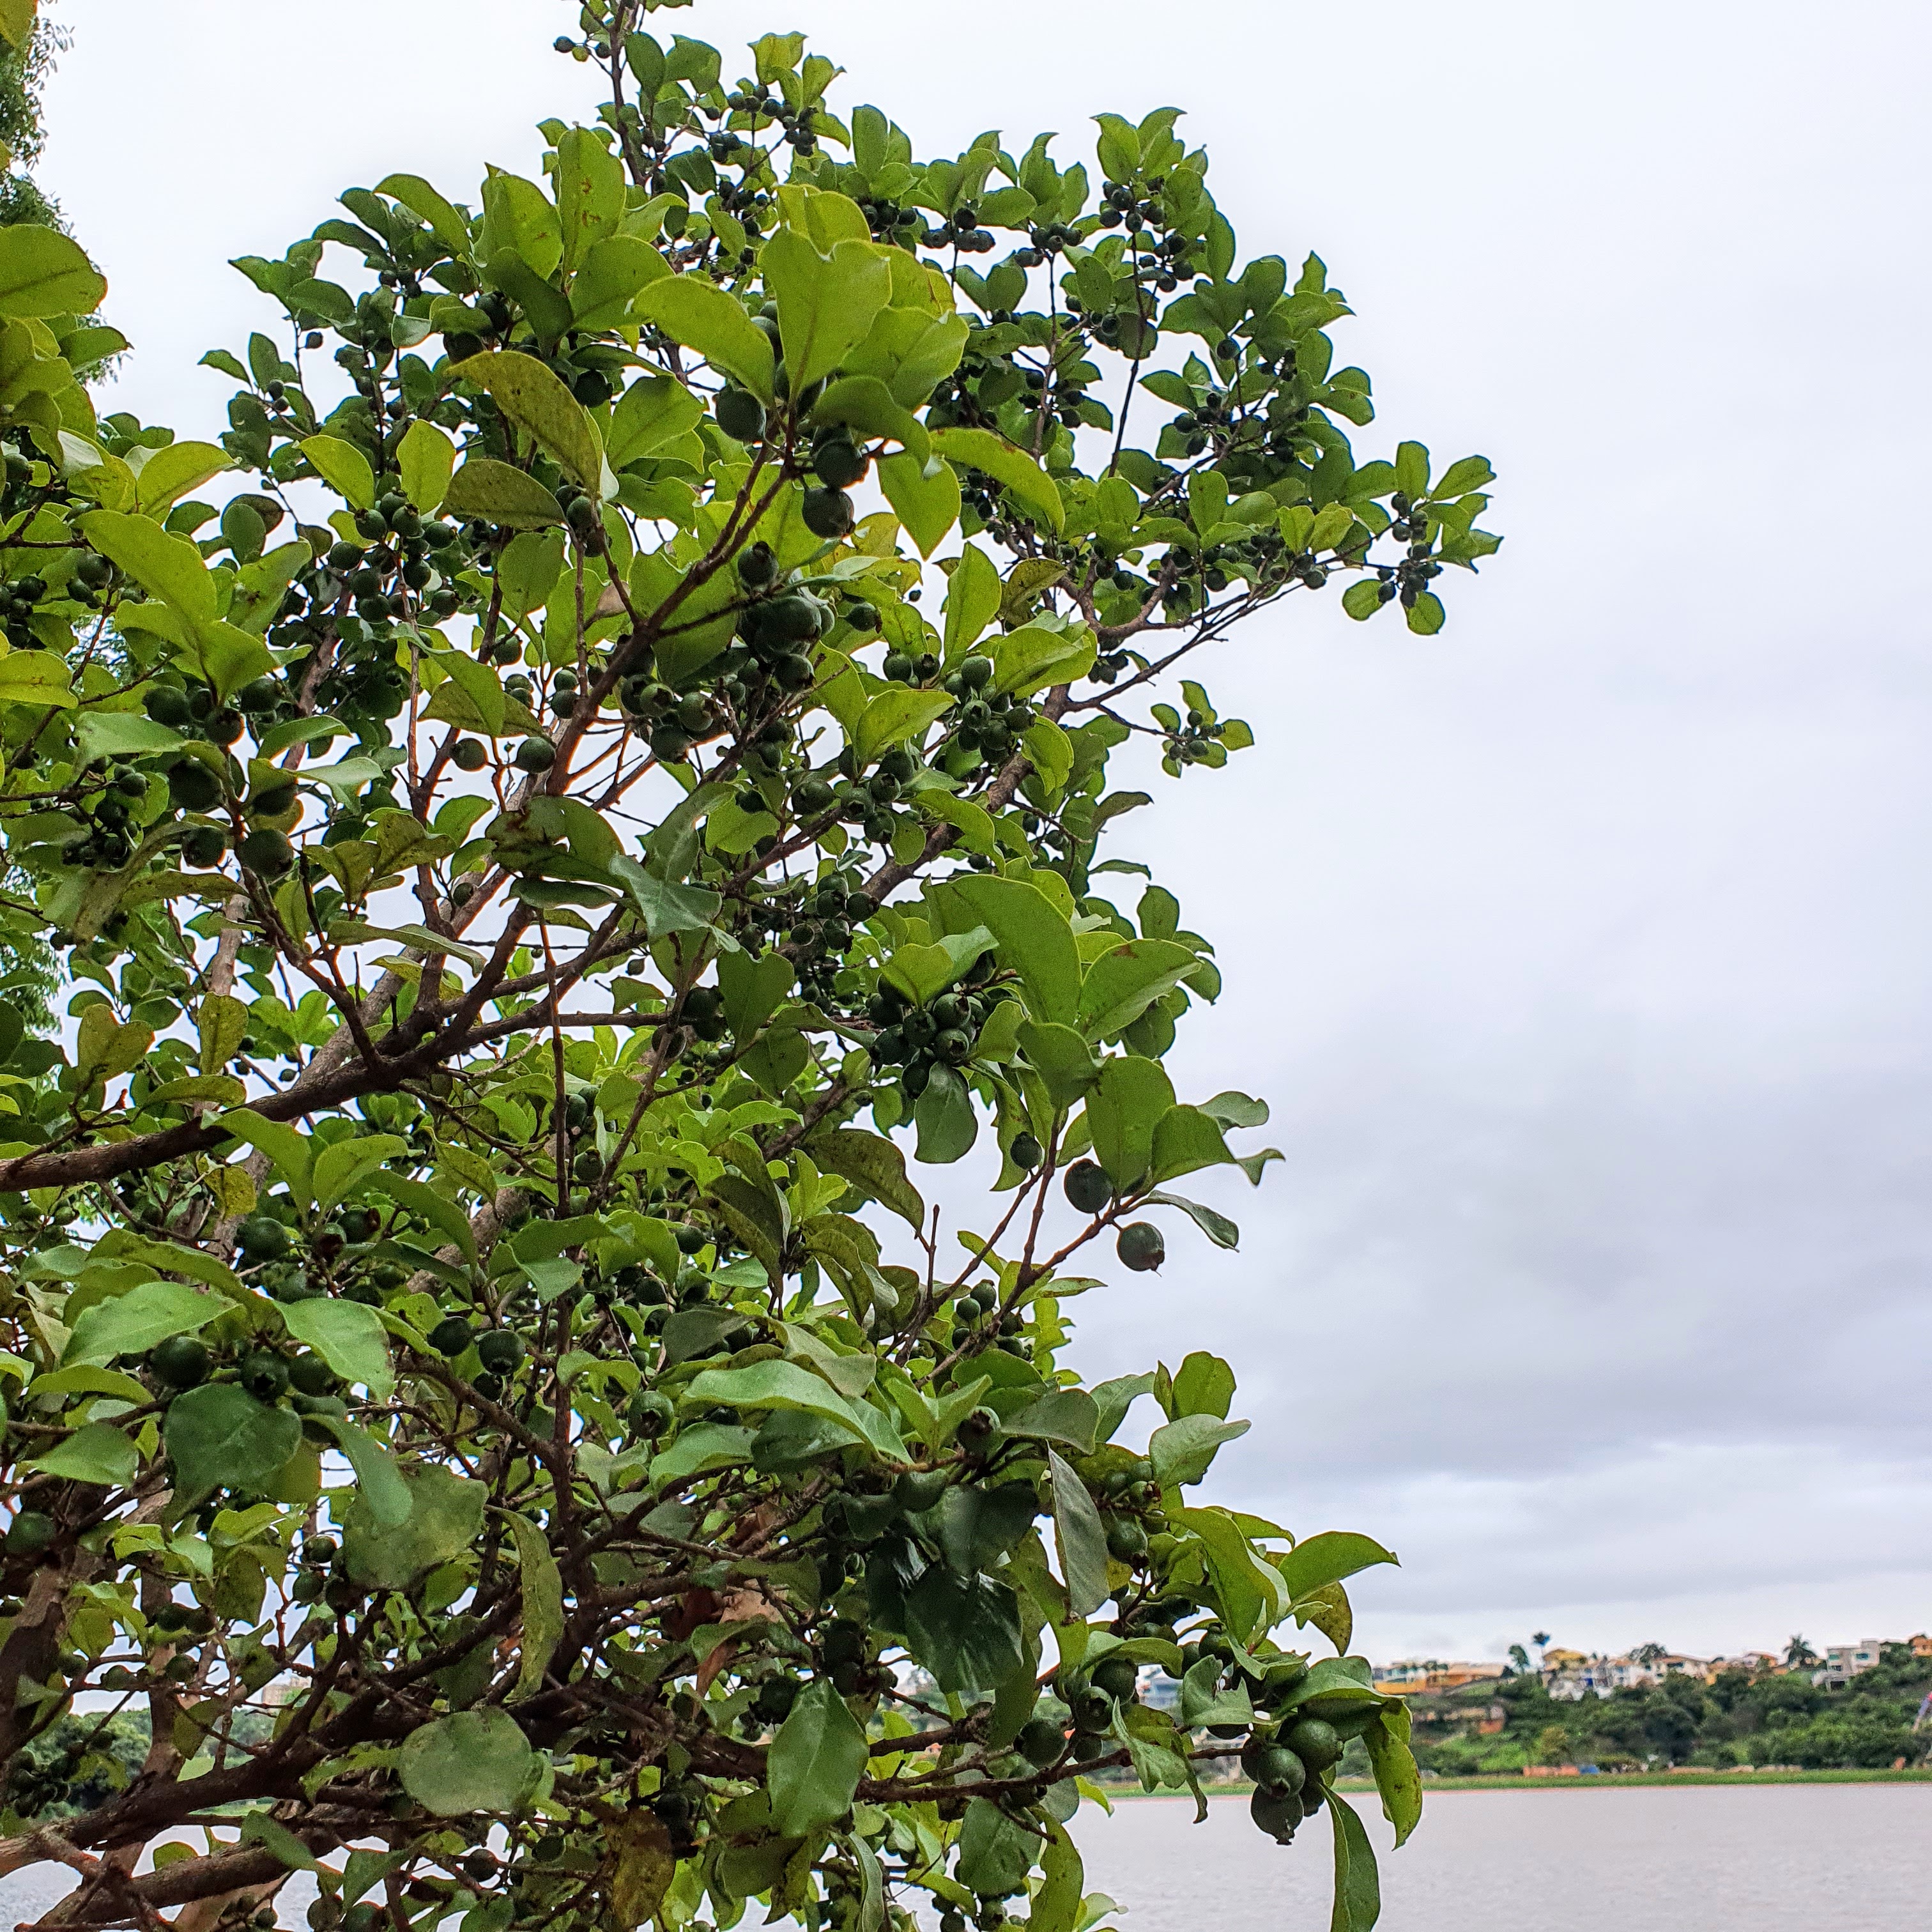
xmin=43 ymin=1 xmax=1932 ymax=1664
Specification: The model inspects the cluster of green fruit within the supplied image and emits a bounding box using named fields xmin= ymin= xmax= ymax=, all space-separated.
xmin=866 ymin=960 xmax=1002 ymax=1100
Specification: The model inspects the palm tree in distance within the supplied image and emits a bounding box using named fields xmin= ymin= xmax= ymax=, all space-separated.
xmin=1785 ymin=1634 xmax=1819 ymax=1669
xmin=1532 ymin=1631 xmax=1552 ymax=1671
xmin=1508 ymin=1643 xmax=1532 ymax=1677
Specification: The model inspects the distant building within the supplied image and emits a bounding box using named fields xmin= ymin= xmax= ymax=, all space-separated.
xmin=1373 ymin=1660 xmax=1506 ymax=1695
xmin=1910 ymin=1634 xmax=1932 ymax=1660
xmin=1142 ymin=1669 xmax=1181 ymax=1712
xmin=1812 ymin=1641 xmax=1884 ymax=1689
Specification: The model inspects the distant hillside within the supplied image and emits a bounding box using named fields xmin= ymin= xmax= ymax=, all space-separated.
xmin=1390 ymin=1644 xmax=1931 ymax=1774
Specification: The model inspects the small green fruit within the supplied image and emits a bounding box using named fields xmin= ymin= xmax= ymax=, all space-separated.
xmin=1249 ymin=1784 xmax=1303 ymax=1844
xmin=1016 ymin=1715 xmax=1066 ymax=1765
xmin=239 ymin=1349 xmax=290 ymax=1401
xmin=451 ymin=737 xmax=487 ymax=771
xmin=167 ymin=760 xmax=222 ymax=813
xmin=514 ymin=736 xmax=556 ymax=772
xmin=716 ymin=388 xmax=767 ymax=443
xmin=801 ymin=487 xmax=854 ymax=539
xmin=236 ymin=1216 xmax=290 ymax=1262
xmin=1116 ymin=1222 xmax=1165 ymax=1272
xmin=1282 ymin=1717 xmax=1343 ymax=1772
xmin=6 ymin=1511 xmax=56 ymax=1556
xmin=237 ymin=827 xmax=293 ymax=878
xmin=150 ymin=1337 xmax=211 ymax=1389
xmin=892 ymin=1468 xmax=948 ymax=1514
xmin=428 ymin=1317 xmax=474 ymax=1358
xmin=1064 ymin=1160 xmax=1112 ymax=1214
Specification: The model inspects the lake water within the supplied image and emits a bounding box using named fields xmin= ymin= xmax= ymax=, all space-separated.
xmin=0 ymin=1785 xmax=1924 ymax=1929
xmin=1080 ymin=1786 xmax=1932 ymax=1931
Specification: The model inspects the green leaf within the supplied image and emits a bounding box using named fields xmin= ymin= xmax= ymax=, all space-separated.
xmin=452 ymin=352 xmax=604 ymax=491
xmin=1150 ymin=1413 xmax=1248 ymax=1489
xmin=768 ymin=1678 xmax=868 ymax=1836
xmin=1029 ymin=1822 xmax=1085 ymax=1932
xmin=342 ymin=1466 xmax=487 ymax=1589
xmin=397 ymin=419 xmax=456 ymax=513
xmin=1432 ymin=454 xmax=1496 ymax=499
xmin=0 ymin=225 xmax=105 ymax=318
xmin=1176 ymin=1503 xmax=1273 ymax=1644
xmin=570 ymin=234 xmax=671 ymax=331
xmin=956 ymin=1797 xmax=1034 ymax=1897
xmin=164 ymin=1384 xmax=302 ymax=1504
xmin=1365 ymin=1703 xmax=1422 ymax=1849
xmin=0 ymin=650 xmax=73 ymax=709
xmin=854 ymin=686 xmax=952 ymax=765
xmin=605 ymin=371 xmax=703 ymax=471
xmin=27 ymin=1422 xmax=137 ymax=1488
xmin=1078 ymin=939 xmax=1202 ymax=1041
xmin=1168 ymin=1350 xmax=1236 ymax=1420
xmin=878 ymin=450 xmax=960 ymax=558
xmin=1328 ymin=1795 xmax=1382 ymax=1931
xmin=901 ymin=1567 xmax=1023 ymax=1692
xmin=1404 ymin=590 xmax=1445 ymax=636
xmin=941 ymin=543 xmax=1001 ymax=656
xmin=64 ymin=1277 xmax=233 ymax=1367
xmin=312 ymin=1414 xmax=411 ymax=1529
xmin=633 ymin=278 xmax=774 ymax=403
xmin=991 ymin=622 xmax=1096 ymax=699
xmin=1142 ymin=1188 xmax=1238 ymax=1250
xmin=881 ymin=928 xmax=994 ymax=1008
xmin=763 ymin=228 xmax=894 ymax=391
xmin=0 ymin=3 xmax=34 ymax=52
xmin=811 ymin=374 xmax=928 ymax=466
xmin=505 ymin=1512 xmax=564 ymax=1699
xmin=429 ymin=649 xmax=506 ymax=739
xmin=1276 ymin=1531 xmax=1399 ymax=1603
xmin=608 ymin=856 xmax=722 ymax=938
xmin=914 ymin=1064 xmax=977 ymax=1165
xmin=806 ymin=1128 xmax=926 ymax=1230
xmin=361 ymin=1170 xmax=477 ymax=1262
xmin=1149 ymin=1106 xmax=1234 ymax=1184
xmin=1003 ymin=1389 xmax=1098 ymax=1455
xmin=1180 ymin=1653 xmax=1255 ymax=1729
xmin=281 ymin=1298 xmax=394 ymax=1402
xmin=301 ymin=434 xmax=376 ymax=511
xmin=132 ymin=440 xmax=232 ymax=514
xmin=1084 ymin=1055 xmax=1175 ymax=1192
xmin=312 ymin=1135 xmax=408 ymax=1213
xmin=949 ymin=877 xmax=1081 ymax=1025
xmin=1393 ymin=441 xmax=1430 ymax=499
xmin=77 ymin=510 xmax=216 ymax=624
xmin=375 ymin=172 xmax=473 ymax=256
xmin=684 ymin=1359 xmax=904 ymax=1461
xmin=931 ymin=427 xmax=1064 ymax=532
xmin=1046 ymin=1448 xmax=1108 ymax=1615
xmin=72 ymin=712 xmax=183 ymax=765
xmin=443 ymin=458 xmax=567 ymax=529
xmin=1341 ymin=579 xmax=1384 ymax=622
xmin=398 ymin=1710 xmax=535 ymax=1818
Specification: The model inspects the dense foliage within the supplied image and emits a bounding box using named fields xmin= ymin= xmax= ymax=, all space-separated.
xmin=0 ymin=2 xmax=1499 ymax=1928
xmin=1410 ymin=1650 xmax=1932 ymax=1775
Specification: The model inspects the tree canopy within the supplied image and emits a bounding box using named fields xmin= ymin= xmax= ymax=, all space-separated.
xmin=0 ymin=3 xmax=1498 ymax=1929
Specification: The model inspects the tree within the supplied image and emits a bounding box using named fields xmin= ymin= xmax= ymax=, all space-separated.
xmin=1631 ymin=1641 xmax=1667 ymax=1667
xmin=0 ymin=3 xmax=1500 ymax=1930
xmin=0 ymin=0 xmax=64 ymax=231
xmin=1786 ymin=1635 xmax=1820 ymax=1669
xmin=1507 ymin=1643 xmax=1531 ymax=1676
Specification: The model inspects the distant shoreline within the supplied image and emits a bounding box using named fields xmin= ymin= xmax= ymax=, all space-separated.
xmin=1121 ymin=1768 xmax=1932 ymax=1799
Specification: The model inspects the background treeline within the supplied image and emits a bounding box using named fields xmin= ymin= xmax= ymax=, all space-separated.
xmin=1400 ymin=1646 xmax=1931 ymax=1774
